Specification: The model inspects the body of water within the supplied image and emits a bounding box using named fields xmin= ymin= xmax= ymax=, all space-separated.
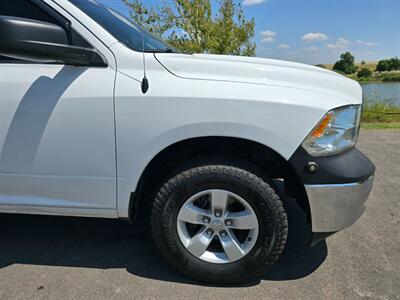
xmin=361 ymin=82 xmax=400 ymax=106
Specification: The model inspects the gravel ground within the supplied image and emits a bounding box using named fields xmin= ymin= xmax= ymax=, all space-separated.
xmin=0 ymin=130 xmax=399 ymax=300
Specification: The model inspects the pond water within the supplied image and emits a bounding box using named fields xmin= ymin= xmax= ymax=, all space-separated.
xmin=361 ymin=82 xmax=400 ymax=106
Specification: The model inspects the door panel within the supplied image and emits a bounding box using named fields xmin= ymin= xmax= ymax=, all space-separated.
xmin=0 ymin=64 xmax=116 ymax=210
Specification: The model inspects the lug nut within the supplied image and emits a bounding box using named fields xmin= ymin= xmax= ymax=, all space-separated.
xmin=220 ymin=231 xmax=227 ymax=238
xmin=215 ymin=212 xmax=221 ymax=217
xmin=203 ymin=217 xmax=210 ymax=223
xmin=206 ymin=229 xmax=213 ymax=236
xmin=225 ymin=220 xmax=232 ymax=226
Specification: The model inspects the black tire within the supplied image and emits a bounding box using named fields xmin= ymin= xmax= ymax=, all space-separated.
xmin=151 ymin=163 xmax=288 ymax=284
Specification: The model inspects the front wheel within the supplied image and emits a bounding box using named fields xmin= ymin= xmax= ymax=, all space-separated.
xmin=151 ymin=163 xmax=288 ymax=284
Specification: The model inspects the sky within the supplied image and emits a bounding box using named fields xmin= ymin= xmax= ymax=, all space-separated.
xmin=97 ymin=0 xmax=400 ymax=65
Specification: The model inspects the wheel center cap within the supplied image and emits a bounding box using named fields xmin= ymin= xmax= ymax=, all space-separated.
xmin=211 ymin=219 xmax=224 ymax=231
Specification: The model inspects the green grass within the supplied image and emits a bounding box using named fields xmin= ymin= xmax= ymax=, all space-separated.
xmin=376 ymin=72 xmax=400 ymax=82
xmin=361 ymin=122 xmax=400 ymax=130
xmin=362 ymin=102 xmax=400 ymax=123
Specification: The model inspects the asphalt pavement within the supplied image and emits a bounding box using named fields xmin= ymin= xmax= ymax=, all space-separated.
xmin=0 ymin=130 xmax=399 ymax=299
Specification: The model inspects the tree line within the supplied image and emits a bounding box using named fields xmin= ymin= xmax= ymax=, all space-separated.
xmin=332 ymin=52 xmax=399 ymax=75
xmin=329 ymin=52 xmax=399 ymax=80
xmin=376 ymin=58 xmax=400 ymax=72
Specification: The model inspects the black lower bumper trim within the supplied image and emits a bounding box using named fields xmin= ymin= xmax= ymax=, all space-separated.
xmin=289 ymin=147 xmax=375 ymax=185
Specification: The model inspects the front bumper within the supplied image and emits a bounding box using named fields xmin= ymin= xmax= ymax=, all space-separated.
xmin=289 ymin=147 xmax=375 ymax=233
xmin=305 ymin=175 xmax=374 ymax=232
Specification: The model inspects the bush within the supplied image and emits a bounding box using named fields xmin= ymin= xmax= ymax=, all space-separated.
xmin=315 ymin=64 xmax=326 ymax=69
xmin=381 ymin=72 xmax=400 ymax=82
xmin=357 ymin=68 xmax=372 ymax=79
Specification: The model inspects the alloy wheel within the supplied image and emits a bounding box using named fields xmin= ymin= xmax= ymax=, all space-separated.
xmin=176 ymin=189 xmax=259 ymax=264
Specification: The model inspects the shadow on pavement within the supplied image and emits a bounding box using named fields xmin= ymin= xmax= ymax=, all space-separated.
xmin=263 ymin=193 xmax=328 ymax=282
xmin=0 ymin=194 xmax=327 ymax=287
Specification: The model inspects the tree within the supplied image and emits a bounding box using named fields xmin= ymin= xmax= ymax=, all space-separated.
xmin=333 ymin=52 xmax=358 ymax=74
xmin=357 ymin=68 xmax=372 ymax=79
xmin=361 ymin=60 xmax=366 ymax=65
xmin=389 ymin=57 xmax=400 ymax=70
xmin=376 ymin=60 xmax=390 ymax=72
xmin=123 ymin=0 xmax=256 ymax=56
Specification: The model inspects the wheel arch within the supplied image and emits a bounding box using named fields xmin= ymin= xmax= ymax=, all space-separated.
xmin=129 ymin=135 xmax=310 ymax=225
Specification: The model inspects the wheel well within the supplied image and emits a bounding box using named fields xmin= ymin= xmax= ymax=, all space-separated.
xmin=130 ymin=137 xmax=309 ymax=223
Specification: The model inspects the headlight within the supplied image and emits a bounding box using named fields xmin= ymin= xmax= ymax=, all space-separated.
xmin=302 ymin=105 xmax=361 ymax=156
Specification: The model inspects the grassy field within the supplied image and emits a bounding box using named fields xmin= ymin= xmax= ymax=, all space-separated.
xmin=361 ymin=122 xmax=400 ymax=129
xmin=362 ymin=102 xmax=400 ymax=122
xmin=361 ymin=102 xmax=400 ymax=129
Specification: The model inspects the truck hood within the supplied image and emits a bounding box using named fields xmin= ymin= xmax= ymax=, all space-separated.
xmin=155 ymin=53 xmax=362 ymax=103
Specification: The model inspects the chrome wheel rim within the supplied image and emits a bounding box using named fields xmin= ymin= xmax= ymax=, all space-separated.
xmin=177 ymin=189 xmax=259 ymax=264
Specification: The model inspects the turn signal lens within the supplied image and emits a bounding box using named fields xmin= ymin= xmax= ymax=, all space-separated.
xmin=311 ymin=112 xmax=333 ymax=138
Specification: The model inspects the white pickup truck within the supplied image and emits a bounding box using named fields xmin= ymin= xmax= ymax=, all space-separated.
xmin=0 ymin=0 xmax=375 ymax=284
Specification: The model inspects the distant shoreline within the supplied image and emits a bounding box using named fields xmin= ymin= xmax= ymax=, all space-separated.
xmin=317 ymin=62 xmax=400 ymax=83
xmin=359 ymin=80 xmax=399 ymax=85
